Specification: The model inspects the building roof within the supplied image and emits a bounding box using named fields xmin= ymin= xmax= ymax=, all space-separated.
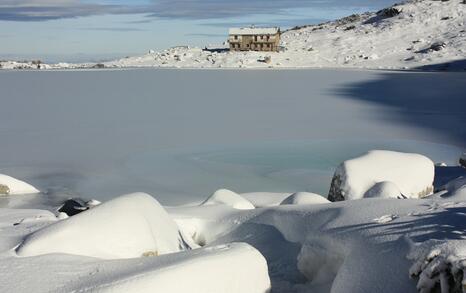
xmin=229 ymin=27 xmax=279 ymax=36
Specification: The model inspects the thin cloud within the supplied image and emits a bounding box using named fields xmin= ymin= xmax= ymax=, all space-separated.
xmin=0 ymin=0 xmax=397 ymax=21
xmin=147 ymin=0 xmax=396 ymax=19
xmin=78 ymin=27 xmax=147 ymax=32
xmin=0 ymin=0 xmax=146 ymax=21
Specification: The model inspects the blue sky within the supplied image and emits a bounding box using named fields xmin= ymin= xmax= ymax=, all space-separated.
xmin=0 ymin=0 xmax=397 ymax=62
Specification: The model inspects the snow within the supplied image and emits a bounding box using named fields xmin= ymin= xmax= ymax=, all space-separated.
xmin=201 ymin=189 xmax=255 ymax=210
xmin=328 ymin=150 xmax=435 ymax=201
xmin=280 ymin=192 xmax=330 ymax=205
xmin=241 ymin=192 xmax=293 ymax=207
xmin=0 ymin=174 xmax=40 ymax=195
xmin=69 ymin=243 xmax=271 ymax=293
xmin=364 ymin=181 xmax=403 ymax=199
xmin=0 ymin=157 xmax=464 ymax=292
xmin=17 ymin=192 xmax=185 ymax=259
xmin=1 ymin=0 xmax=464 ymax=71
xmin=229 ymin=27 xmax=279 ymax=35
xmin=408 ymin=239 xmax=466 ymax=293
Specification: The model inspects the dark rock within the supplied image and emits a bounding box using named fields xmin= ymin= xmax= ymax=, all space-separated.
xmin=344 ymin=25 xmax=356 ymax=31
xmin=92 ymin=63 xmax=105 ymax=69
xmin=377 ymin=7 xmax=402 ymax=18
xmin=327 ymin=173 xmax=345 ymax=202
xmin=337 ymin=14 xmax=361 ymax=25
xmin=430 ymin=42 xmax=447 ymax=51
xmin=0 ymin=184 xmax=10 ymax=195
xmin=416 ymin=41 xmax=447 ymax=53
xmin=58 ymin=198 xmax=89 ymax=216
xmin=460 ymin=154 xmax=466 ymax=168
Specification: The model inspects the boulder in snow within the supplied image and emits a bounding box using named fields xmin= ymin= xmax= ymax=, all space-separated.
xmin=17 ymin=192 xmax=185 ymax=259
xmin=328 ymin=150 xmax=434 ymax=201
xmin=202 ymin=189 xmax=255 ymax=210
xmin=280 ymin=192 xmax=330 ymax=205
xmin=0 ymin=174 xmax=39 ymax=195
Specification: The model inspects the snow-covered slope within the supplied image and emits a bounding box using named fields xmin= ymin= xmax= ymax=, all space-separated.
xmin=1 ymin=0 xmax=464 ymax=71
xmin=90 ymin=0 xmax=466 ymax=70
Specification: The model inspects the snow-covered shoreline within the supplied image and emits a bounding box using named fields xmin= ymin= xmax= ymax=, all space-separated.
xmin=2 ymin=0 xmax=465 ymax=71
xmin=1 ymin=150 xmax=466 ymax=292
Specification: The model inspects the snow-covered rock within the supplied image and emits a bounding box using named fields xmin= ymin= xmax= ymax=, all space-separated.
xmin=0 ymin=174 xmax=39 ymax=195
xmin=16 ymin=192 xmax=185 ymax=259
xmin=328 ymin=150 xmax=434 ymax=201
xmin=68 ymin=243 xmax=271 ymax=293
xmin=202 ymin=189 xmax=255 ymax=210
xmin=364 ymin=181 xmax=403 ymax=199
xmin=280 ymin=192 xmax=330 ymax=205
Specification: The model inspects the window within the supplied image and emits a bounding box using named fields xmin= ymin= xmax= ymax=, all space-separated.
xmin=234 ymin=35 xmax=238 ymax=40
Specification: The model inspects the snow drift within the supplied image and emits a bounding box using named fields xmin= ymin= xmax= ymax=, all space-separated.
xmin=328 ymin=150 xmax=434 ymax=201
xmin=69 ymin=243 xmax=271 ymax=293
xmin=202 ymin=189 xmax=255 ymax=210
xmin=280 ymin=192 xmax=330 ymax=205
xmin=0 ymin=174 xmax=39 ymax=195
xmin=16 ymin=192 xmax=185 ymax=259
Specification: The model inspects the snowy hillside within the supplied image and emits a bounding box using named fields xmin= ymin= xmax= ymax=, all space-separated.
xmin=1 ymin=0 xmax=464 ymax=71
xmin=105 ymin=0 xmax=465 ymax=70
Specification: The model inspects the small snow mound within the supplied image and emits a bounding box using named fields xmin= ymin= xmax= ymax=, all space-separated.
xmin=280 ymin=192 xmax=330 ymax=205
xmin=374 ymin=214 xmax=398 ymax=224
xmin=364 ymin=181 xmax=403 ymax=199
xmin=328 ymin=150 xmax=434 ymax=201
xmin=438 ymin=176 xmax=466 ymax=200
xmin=0 ymin=174 xmax=39 ymax=195
xmin=17 ymin=192 xmax=184 ymax=259
xmin=202 ymin=189 xmax=255 ymax=210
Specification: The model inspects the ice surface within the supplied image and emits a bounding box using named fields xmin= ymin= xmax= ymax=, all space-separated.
xmin=0 ymin=69 xmax=462 ymax=205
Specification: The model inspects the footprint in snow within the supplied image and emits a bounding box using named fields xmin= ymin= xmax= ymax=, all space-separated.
xmin=374 ymin=214 xmax=398 ymax=224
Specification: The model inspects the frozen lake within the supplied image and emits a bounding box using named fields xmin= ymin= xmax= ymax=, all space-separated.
xmin=0 ymin=69 xmax=464 ymax=205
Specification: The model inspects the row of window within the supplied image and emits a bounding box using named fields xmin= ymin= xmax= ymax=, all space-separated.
xmin=231 ymin=43 xmax=273 ymax=49
xmin=232 ymin=35 xmax=273 ymax=41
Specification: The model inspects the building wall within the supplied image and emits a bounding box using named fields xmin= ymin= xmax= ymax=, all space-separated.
xmin=229 ymin=33 xmax=280 ymax=52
